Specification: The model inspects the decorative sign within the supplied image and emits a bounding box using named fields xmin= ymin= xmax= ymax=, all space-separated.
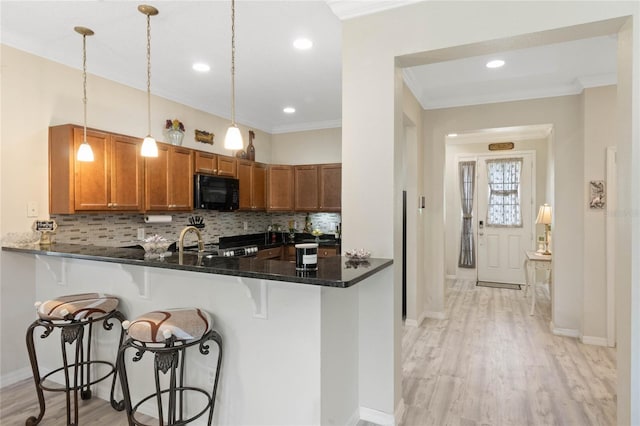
xmin=488 ymin=142 xmax=514 ymax=151
xmin=589 ymin=180 xmax=605 ymax=209
xmin=195 ymin=129 xmax=214 ymax=145
xmin=33 ymin=220 xmax=57 ymax=245
xmin=34 ymin=220 xmax=57 ymax=232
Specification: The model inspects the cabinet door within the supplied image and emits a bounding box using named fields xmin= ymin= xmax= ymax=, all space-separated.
xmin=237 ymin=160 xmax=253 ymax=210
xmin=252 ymin=163 xmax=267 ymax=210
xmin=267 ymin=165 xmax=294 ymax=211
xmin=194 ymin=151 xmax=217 ymax=174
xmin=169 ymin=146 xmax=193 ymax=210
xmin=74 ymin=128 xmax=110 ymax=211
xmin=294 ymin=165 xmax=319 ymax=211
xmin=110 ymin=134 xmax=143 ymax=211
xmin=145 ymin=144 xmax=171 ymax=211
xmin=319 ymin=163 xmax=342 ymax=212
xmin=217 ymin=155 xmax=237 ymax=177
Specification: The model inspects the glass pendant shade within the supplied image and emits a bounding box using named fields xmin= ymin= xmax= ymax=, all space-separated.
xmin=77 ymin=141 xmax=94 ymax=162
xmin=224 ymin=125 xmax=244 ymax=150
xmin=141 ymin=135 xmax=158 ymax=157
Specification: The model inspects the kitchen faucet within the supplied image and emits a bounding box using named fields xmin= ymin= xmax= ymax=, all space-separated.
xmin=179 ymin=226 xmax=205 ymax=255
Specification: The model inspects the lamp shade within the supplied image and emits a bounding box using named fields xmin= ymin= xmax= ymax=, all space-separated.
xmin=224 ymin=125 xmax=244 ymax=150
xmin=535 ymin=204 xmax=552 ymax=225
xmin=76 ymin=141 xmax=94 ymax=162
xmin=141 ymin=135 xmax=158 ymax=157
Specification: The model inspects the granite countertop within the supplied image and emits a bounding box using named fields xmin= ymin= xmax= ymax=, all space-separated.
xmin=2 ymin=243 xmax=391 ymax=288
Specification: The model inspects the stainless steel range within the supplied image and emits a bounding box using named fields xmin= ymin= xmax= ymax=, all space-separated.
xmin=182 ymin=243 xmax=258 ymax=257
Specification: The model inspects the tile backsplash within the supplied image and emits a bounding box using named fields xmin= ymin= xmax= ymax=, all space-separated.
xmin=50 ymin=211 xmax=341 ymax=247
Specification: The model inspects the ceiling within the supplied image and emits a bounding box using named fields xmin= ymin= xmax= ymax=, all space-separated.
xmin=1 ymin=1 xmax=618 ymax=135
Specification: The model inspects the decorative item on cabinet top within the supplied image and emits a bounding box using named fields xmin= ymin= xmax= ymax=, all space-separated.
xmin=195 ymin=129 xmax=214 ymax=145
xmin=164 ymin=118 xmax=185 ymax=146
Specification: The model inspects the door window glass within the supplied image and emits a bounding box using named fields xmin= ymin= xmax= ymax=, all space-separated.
xmin=486 ymin=158 xmax=522 ymax=227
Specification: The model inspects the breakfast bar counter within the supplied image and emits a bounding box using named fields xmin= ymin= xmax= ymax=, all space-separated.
xmin=2 ymin=243 xmax=391 ymax=288
xmin=2 ymin=243 xmax=396 ymax=425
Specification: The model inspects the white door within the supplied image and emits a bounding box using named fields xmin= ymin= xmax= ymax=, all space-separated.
xmin=477 ymin=153 xmax=534 ymax=284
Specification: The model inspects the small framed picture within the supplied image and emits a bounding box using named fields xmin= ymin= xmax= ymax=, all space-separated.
xmin=589 ymin=180 xmax=605 ymax=209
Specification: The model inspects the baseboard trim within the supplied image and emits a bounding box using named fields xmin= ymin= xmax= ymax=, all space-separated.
xmin=404 ymin=318 xmax=419 ymax=327
xmin=424 ymin=310 xmax=446 ymax=320
xmin=550 ymin=321 xmax=580 ymax=338
xmin=0 ymin=367 xmax=31 ymax=388
xmin=395 ymin=398 xmax=406 ymax=425
xmin=345 ymin=408 xmax=361 ymax=426
xmin=581 ymin=335 xmax=608 ymax=347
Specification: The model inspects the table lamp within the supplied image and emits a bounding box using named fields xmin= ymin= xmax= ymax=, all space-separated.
xmin=535 ymin=203 xmax=552 ymax=255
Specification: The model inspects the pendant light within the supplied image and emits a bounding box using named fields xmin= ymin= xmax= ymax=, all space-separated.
xmin=139 ymin=5 xmax=159 ymax=157
xmin=224 ymin=0 xmax=244 ymax=150
xmin=75 ymin=26 xmax=94 ymax=162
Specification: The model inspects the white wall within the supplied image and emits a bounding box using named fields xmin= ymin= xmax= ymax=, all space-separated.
xmin=583 ymin=86 xmax=617 ymax=343
xmin=271 ymin=128 xmax=341 ymax=165
xmin=342 ymin=1 xmax=638 ymax=422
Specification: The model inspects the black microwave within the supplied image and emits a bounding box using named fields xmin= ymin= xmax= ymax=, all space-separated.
xmin=194 ymin=174 xmax=239 ymax=211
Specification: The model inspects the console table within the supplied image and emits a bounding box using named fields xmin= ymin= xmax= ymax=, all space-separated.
xmin=524 ymin=251 xmax=552 ymax=315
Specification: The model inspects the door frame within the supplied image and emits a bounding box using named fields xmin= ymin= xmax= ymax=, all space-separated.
xmin=454 ymin=150 xmax=537 ymax=282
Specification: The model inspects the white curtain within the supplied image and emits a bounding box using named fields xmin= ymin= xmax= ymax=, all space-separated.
xmin=486 ymin=158 xmax=523 ymax=227
xmin=458 ymin=161 xmax=476 ymax=268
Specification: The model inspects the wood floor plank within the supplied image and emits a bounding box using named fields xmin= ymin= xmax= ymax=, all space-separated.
xmin=400 ymin=279 xmax=616 ymax=426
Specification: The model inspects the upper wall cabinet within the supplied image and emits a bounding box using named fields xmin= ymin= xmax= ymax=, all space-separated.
xmin=194 ymin=151 xmax=237 ymax=178
xmin=238 ymin=159 xmax=267 ymax=211
xmin=49 ymin=124 xmax=144 ymax=214
xmin=293 ymin=163 xmax=342 ymax=212
xmin=267 ymin=165 xmax=294 ymax=211
xmin=145 ymin=144 xmax=193 ymax=211
xmin=294 ymin=165 xmax=319 ymax=211
xmin=318 ymin=163 xmax=341 ymax=212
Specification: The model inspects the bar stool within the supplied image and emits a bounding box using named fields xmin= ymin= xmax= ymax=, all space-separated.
xmin=25 ymin=292 xmax=126 ymax=425
xmin=118 ymin=308 xmax=223 ymax=425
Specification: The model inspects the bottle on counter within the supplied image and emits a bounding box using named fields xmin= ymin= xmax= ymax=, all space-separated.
xmin=303 ymin=213 xmax=312 ymax=233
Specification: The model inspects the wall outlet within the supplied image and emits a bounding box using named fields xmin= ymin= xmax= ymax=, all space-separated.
xmin=243 ymin=221 xmax=248 ymax=231
xmin=137 ymin=228 xmax=145 ymax=240
xmin=27 ymin=201 xmax=38 ymax=218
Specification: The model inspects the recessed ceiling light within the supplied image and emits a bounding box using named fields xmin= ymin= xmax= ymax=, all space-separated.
xmin=192 ymin=62 xmax=210 ymax=72
xmin=448 ymin=133 xmax=458 ymax=137
xmin=293 ymin=38 xmax=313 ymax=50
xmin=486 ymin=59 xmax=505 ymax=69
xmin=283 ymin=107 xmax=296 ymax=114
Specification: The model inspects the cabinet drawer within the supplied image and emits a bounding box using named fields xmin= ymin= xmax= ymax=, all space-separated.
xmin=318 ymin=247 xmax=338 ymax=258
xmin=257 ymin=246 xmax=282 ymax=260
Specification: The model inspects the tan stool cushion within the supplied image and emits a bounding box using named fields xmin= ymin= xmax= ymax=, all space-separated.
xmin=37 ymin=293 xmax=119 ymax=321
xmin=123 ymin=308 xmax=212 ymax=343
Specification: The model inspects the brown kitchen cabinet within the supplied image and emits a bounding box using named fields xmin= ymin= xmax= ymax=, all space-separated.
xmin=194 ymin=151 xmax=237 ymax=178
xmin=256 ymin=246 xmax=282 ymax=260
xmin=318 ymin=247 xmax=338 ymax=257
xmin=145 ymin=143 xmax=193 ymax=211
xmin=267 ymin=165 xmax=294 ymax=211
xmin=238 ymin=160 xmax=266 ymax=210
xmin=294 ymin=165 xmax=319 ymax=211
xmin=319 ymin=163 xmax=341 ymax=212
xmin=49 ymin=124 xmax=144 ymax=213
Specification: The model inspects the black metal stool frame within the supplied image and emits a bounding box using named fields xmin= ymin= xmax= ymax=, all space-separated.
xmin=118 ymin=329 xmax=223 ymax=426
xmin=25 ymin=309 xmax=126 ymax=426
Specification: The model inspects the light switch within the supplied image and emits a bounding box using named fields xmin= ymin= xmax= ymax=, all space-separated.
xmin=27 ymin=201 xmax=38 ymax=217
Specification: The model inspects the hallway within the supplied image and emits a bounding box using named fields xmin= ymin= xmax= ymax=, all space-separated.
xmin=400 ymin=279 xmax=616 ymax=426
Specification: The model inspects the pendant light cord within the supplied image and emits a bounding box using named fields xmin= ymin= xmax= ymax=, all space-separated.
xmin=82 ymin=33 xmax=88 ymax=143
xmin=230 ymin=0 xmax=236 ymax=125
xmin=146 ymin=12 xmax=152 ymax=136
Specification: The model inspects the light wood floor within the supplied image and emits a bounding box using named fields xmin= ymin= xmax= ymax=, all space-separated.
xmin=1 ymin=279 xmax=616 ymax=425
xmin=400 ymin=279 xmax=617 ymax=426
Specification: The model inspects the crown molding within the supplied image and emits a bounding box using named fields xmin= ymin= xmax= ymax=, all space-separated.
xmin=270 ymin=119 xmax=342 ymax=134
